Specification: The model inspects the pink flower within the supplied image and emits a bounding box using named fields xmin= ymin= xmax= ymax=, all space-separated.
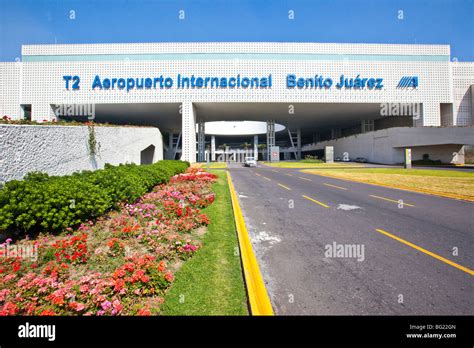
xmin=164 ymin=271 xmax=174 ymax=282
xmin=0 ymin=289 xmax=11 ymax=301
xmin=76 ymin=303 xmax=85 ymax=312
xmin=101 ymin=300 xmax=112 ymax=311
xmin=4 ymin=274 xmax=17 ymax=282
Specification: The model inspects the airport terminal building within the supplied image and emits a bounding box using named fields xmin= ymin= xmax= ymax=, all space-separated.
xmin=0 ymin=42 xmax=473 ymax=164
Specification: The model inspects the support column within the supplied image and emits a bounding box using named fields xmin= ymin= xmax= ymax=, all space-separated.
xmin=253 ymin=135 xmax=258 ymax=159
xmin=211 ymin=135 xmax=216 ymax=161
xmin=197 ymin=118 xmax=205 ymax=162
xmin=167 ymin=132 xmax=174 ymax=159
xmin=181 ymin=101 xmax=196 ymax=163
xmin=296 ymin=128 xmax=302 ymax=160
xmin=266 ymin=120 xmax=275 ymax=161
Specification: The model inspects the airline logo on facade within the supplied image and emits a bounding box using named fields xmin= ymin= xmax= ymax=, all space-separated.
xmin=397 ymin=76 xmax=418 ymax=88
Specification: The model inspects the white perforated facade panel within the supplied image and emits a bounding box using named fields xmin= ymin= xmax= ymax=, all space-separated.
xmin=21 ymin=42 xmax=450 ymax=56
xmin=0 ymin=42 xmax=472 ymax=162
xmin=0 ymin=63 xmax=22 ymax=118
xmin=452 ymin=62 xmax=474 ymax=126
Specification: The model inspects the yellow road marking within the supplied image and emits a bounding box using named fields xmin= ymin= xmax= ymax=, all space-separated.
xmin=227 ymin=172 xmax=274 ymax=315
xmin=298 ymin=176 xmax=312 ymax=181
xmin=255 ymin=173 xmax=261 ymax=177
xmin=302 ymin=195 xmax=330 ymax=208
xmin=375 ymin=229 xmax=474 ymax=276
xmin=285 ymin=173 xmax=293 ymax=177
xmin=370 ymin=195 xmax=415 ymax=207
xmin=278 ymin=183 xmax=291 ymax=190
xmin=323 ymin=183 xmax=348 ymax=190
xmin=263 ymin=176 xmax=272 ymax=181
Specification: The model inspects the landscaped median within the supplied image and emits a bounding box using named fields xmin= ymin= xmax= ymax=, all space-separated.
xmin=0 ymin=162 xmax=248 ymax=315
xmin=161 ymin=170 xmax=247 ymax=315
xmin=301 ymin=168 xmax=474 ymax=201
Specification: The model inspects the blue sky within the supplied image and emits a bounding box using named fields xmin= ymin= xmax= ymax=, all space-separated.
xmin=0 ymin=0 xmax=473 ymax=61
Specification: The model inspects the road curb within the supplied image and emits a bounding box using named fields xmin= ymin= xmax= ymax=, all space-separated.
xmin=300 ymin=170 xmax=474 ymax=202
xmin=226 ymin=171 xmax=274 ymax=316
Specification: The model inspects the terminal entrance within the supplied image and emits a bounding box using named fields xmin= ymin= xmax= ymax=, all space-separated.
xmin=189 ymin=102 xmax=410 ymax=163
xmin=87 ymin=102 xmax=414 ymax=163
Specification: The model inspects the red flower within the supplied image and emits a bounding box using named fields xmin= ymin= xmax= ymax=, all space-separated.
xmin=113 ymin=279 xmax=125 ymax=292
xmin=51 ymin=233 xmax=89 ymax=264
xmin=113 ymin=268 xmax=126 ymax=279
xmin=132 ymin=269 xmax=146 ymax=283
xmin=12 ymin=262 xmax=21 ymax=273
xmin=0 ymin=302 xmax=18 ymax=316
xmin=137 ymin=307 xmax=151 ymax=316
xmin=157 ymin=260 xmax=166 ymax=273
xmin=49 ymin=294 xmax=64 ymax=306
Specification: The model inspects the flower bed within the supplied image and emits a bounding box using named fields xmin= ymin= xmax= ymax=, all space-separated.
xmin=0 ymin=167 xmax=217 ymax=315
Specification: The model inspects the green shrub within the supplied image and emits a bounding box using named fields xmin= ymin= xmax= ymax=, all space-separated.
xmin=0 ymin=160 xmax=189 ymax=237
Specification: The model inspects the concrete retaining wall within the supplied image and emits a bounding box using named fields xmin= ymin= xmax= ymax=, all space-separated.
xmin=304 ymin=127 xmax=474 ymax=164
xmin=0 ymin=124 xmax=163 ymax=183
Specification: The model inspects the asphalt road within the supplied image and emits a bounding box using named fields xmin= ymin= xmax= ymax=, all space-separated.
xmin=229 ymin=163 xmax=474 ymax=315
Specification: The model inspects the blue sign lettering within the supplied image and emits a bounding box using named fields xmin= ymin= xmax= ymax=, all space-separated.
xmin=65 ymin=73 xmax=420 ymax=92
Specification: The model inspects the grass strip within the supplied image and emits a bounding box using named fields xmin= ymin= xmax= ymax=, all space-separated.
xmin=161 ymin=170 xmax=248 ymax=315
xmin=204 ymin=162 xmax=228 ymax=169
xmin=302 ymin=168 xmax=474 ymax=200
xmin=262 ymin=161 xmax=363 ymax=168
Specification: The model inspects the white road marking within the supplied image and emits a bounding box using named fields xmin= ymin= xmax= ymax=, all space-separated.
xmin=252 ymin=231 xmax=281 ymax=246
xmin=337 ymin=204 xmax=362 ymax=211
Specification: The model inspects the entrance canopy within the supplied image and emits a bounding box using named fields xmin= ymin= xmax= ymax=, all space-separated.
xmin=90 ymin=102 xmax=386 ymax=136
